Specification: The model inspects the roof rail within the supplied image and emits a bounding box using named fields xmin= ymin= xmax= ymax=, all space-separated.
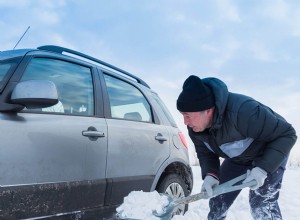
xmin=37 ymin=45 xmax=150 ymax=88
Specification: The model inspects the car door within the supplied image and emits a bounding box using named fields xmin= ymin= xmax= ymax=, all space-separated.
xmin=0 ymin=57 xmax=108 ymax=218
xmin=101 ymin=73 xmax=170 ymax=205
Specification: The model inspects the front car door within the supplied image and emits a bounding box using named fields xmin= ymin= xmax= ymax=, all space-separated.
xmin=0 ymin=56 xmax=108 ymax=218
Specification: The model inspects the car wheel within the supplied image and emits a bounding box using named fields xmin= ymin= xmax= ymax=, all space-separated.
xmin=156 ymin=173 xmax=189 ymax=217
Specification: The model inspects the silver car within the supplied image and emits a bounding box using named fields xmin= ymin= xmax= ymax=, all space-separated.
xmin=0 ymin=46 xmax=193 ymax=219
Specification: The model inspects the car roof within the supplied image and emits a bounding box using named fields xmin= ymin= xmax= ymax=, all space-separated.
xmin=37 ymin=45 xmax=151 ymax=89
xmin=0 ymin=49 xmax=35 ymax=60
xmin=1 ymin=46 xmax=151 ymax=89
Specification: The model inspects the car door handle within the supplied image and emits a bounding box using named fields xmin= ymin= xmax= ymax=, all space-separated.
xmin=155 ymin=134 xmax=168 ymax=142
xmin=82 ymin=130 xmax=105 ymax=137
xmin=82 ymin=126 xmax=105 ymax=141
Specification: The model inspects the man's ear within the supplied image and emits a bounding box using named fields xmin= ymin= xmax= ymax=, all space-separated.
xmin=207 ymin=107 xmax=214 ymax=116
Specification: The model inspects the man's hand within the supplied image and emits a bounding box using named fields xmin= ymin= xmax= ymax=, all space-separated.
xmin=201 ymin=175 xmax=219 ymax=197
xmin=243 ymin=167 xmax=268 ymax=190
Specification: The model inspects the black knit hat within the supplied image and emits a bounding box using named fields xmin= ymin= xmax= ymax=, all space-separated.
xmin=177 ymin=75 xmax=215 ymax=112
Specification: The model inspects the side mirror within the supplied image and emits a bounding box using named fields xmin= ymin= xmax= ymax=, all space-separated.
xmin=11 ymin=80 xmax=59 ymax=109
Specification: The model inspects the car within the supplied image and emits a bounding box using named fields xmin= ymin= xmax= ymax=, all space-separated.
xmin=0 ymin=45 xmax=193 ymax=219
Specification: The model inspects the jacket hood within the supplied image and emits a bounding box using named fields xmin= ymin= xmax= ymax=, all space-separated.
xmin=202 ymin=77 xmax=229 ymax=130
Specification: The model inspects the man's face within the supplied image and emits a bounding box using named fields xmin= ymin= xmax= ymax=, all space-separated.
xmin=180 ymin=110 xmax=212 ymax=132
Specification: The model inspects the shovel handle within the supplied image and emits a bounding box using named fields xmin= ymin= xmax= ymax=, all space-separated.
xmin=174 ymin=173 xmax=257 ymax=205
xmin=213 ymin=179 xmax=256 ymax=196
xmin=213 ymin=173 xmax=257 ymax=196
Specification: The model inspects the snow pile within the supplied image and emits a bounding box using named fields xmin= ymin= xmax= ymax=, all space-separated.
xmin=116 ymin=190 xmax=170 ymax=219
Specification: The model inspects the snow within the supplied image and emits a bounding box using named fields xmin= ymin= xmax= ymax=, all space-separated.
xmin=116 ymin=166 xmax=300 ymax=220
xmin=116 ymin=191 xmax=169 ymax=219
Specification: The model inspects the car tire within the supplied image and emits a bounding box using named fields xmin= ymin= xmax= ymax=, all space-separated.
xmin=156 ymin=173 xmax=189 ymax=217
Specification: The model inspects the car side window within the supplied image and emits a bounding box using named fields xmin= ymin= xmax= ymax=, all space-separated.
xmin=104 ymin=74 xmax=153 ymax=122
xmin=20 ymin=58 xmax=94 ymax=115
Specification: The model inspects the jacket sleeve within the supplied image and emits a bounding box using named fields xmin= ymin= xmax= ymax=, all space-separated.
xmin=189 ymin=130 xmax=220 ymax=179
xmin=236 ymin=100 xmax=297 ymax=173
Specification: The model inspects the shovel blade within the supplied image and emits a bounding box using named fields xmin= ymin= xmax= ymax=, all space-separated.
xmin=152 ymin=204 xmax=176 ymax=219
xmin=152 ymin=193 xmax=189 ymax=219
xmin=152 ymin=194 xmax=177 ymax=218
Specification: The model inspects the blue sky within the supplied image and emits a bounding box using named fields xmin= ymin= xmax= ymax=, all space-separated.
xmin=1 ymin=0 xmax=299 ymax=160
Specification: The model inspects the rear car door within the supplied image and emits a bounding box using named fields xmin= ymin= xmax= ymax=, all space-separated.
xmin=100 ymin=73 xmax=170 ymax=205
xmin=0 ymin=56 xmax=108 ymax=218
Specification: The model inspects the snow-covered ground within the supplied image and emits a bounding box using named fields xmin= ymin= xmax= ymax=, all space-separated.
xmin=117 ymin=165 xmax=300 ymax=220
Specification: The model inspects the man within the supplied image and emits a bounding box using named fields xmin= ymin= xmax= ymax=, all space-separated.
xmin=176 ymin=75 xmax=297 ymax=219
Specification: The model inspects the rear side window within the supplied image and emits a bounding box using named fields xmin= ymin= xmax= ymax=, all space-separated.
xmin=152 ymin=93 xmax=177 ymax=127
xmin=20 ymin=58 xmax=94 ymax=116
xmin=104 ymin=74 xmax=153 ymax=122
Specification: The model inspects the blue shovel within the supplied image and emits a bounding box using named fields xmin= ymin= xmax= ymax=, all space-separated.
xmin=153 ymin=173 xmax=257 ymax=219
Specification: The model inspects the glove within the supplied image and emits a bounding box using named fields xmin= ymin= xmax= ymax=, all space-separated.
xmin=201 ymin=175 xmax=219 ymax=197
xmin=243 ymin=167 xmax=268 ymax=190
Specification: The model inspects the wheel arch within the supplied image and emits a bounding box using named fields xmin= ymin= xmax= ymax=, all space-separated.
xmin=151 ymin=159 xmax=193 ymax=195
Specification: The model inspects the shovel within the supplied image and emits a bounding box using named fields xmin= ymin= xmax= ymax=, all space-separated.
xmin=153 ymin=173 xmax=256 ymax=219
